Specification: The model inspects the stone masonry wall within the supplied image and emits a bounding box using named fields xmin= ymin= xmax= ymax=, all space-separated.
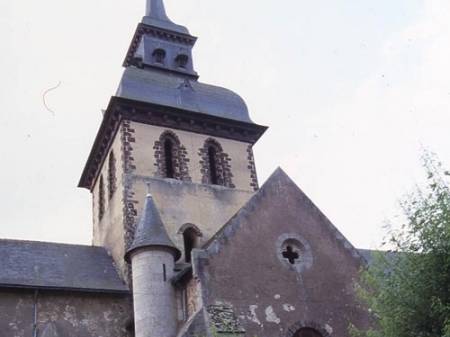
xmin=130 ymin=122 xmax=255 ymax=191
xmin=0 ymin=289 xmax=132 ymax=337
xmin=92 ymin=123 xmax=127 ymax=282
xmin=91 ymin=120 xmax=258 ymax=279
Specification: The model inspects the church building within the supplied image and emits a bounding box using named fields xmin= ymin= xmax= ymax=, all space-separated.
xmin=0 ymin=1 xmax=372 ymax=336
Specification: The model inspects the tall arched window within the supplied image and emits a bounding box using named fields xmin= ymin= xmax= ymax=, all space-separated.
xmin=181 ymin=225 xmax=202 ymax=263
xmin=294 ymin=328 xmax=324 ymax=337
xmin=98 ymin=175 xmax=105 ymax=221
xmin=200 ymin=139 xmax=234 ymax=188
xmin=154 ymin=131 xmax=191 ymax=182
xmin=108 ymin=151 xmax=117 ymax=200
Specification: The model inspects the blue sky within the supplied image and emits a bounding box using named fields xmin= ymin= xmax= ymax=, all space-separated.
xmin=1 ymin=0 xmax=449 ymax=249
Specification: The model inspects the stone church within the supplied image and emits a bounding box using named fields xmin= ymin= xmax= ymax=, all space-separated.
xmin=0 ymin=1 xmax=372 ymax=336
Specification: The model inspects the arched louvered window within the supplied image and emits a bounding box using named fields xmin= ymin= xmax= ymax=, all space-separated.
xmin=201 ymin=139 xmax=234 ymax=187
xmin=155 ymin=131 xmax=191 ymax=181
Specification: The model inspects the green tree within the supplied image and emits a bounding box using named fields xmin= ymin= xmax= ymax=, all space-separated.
xmin=353 ymin=152 xmax=450 ymax=337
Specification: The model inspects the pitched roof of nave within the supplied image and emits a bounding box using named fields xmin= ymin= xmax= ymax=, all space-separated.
xmin=0 ymin=239 xmax=128 ymax=293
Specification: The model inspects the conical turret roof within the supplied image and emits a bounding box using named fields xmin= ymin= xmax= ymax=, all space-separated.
xmin=125 ymin=194 xmax=181 ymax=262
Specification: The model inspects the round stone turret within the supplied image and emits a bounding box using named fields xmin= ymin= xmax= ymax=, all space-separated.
xmin=126 ymin=193 xmax=181 ymax=337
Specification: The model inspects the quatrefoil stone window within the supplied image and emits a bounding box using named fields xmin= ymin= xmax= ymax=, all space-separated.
xmin=276 ymin=234 xmax=313 ymax=273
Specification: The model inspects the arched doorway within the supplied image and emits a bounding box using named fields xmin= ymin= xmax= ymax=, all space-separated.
xmin=294 ymin=328 xmax=324 ymax=337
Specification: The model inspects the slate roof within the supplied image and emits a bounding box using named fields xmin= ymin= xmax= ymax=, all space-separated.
xmin=117 ymin=67 xmax=253 ymax=124
xmin=0 ymin=239 xmax=128 ymax=293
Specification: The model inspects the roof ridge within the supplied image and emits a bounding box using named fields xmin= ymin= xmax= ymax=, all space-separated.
xmin=0 ymin=238 xmax=102 ymax=250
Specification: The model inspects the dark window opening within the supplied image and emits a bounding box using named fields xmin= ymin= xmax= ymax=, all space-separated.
xmin=282 ymin=245 xmax=300 ymax=264
xmin=208 ymin=146 xmax=219 ymax=185
xmin=163 ymin=264 xmax=167 ymax=282
xmin=294 ymin=328 xmax=324 ymax=337
xmin=164 ymin=138 xmax=175 ymax=178
xmin=183 ymin=228 xmax=200 ymax=263
xmin=153 ymin=49 xmax=166 ymax=64
xmin=98 ymin=176 xmax=105 ymax=221
xmin=108 ymin=151 xmax=117 ymax=200
xmin=175 ymin=54 xmax=189 ymax=68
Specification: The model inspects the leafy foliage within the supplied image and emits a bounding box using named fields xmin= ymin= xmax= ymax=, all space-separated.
xmin=354 ymin=152 xmax=450 ymax=337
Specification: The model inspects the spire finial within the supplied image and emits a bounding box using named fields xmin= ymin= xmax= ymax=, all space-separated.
xmin=142 ymin=0 xmax=190 ymax=34
xmin=146 ymin=182 xmax=152 ymax=197
xmin=146 ymin=0 xmax=170 ymax=21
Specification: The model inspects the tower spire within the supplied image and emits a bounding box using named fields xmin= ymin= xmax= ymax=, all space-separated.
xmin=146 ymin=0 xmax=170 ymax=21
xmin=142 ymin=0 xmax=189 ymax=34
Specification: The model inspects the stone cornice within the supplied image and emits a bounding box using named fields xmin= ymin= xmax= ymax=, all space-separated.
xmin=78 ymin=97 xmax=268 ymax=191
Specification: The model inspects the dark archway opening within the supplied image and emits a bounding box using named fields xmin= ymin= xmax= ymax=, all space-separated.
xmin=164 ymin=138 xmax=175 ymax=178
xmin=183 ymin=228 xmax=200 ymax=263
xmin=294 ymin=328 xmax=324 ymax=337
xmin=175 ymin=54 xmax=189 ymax=68
xmin=153 ymin=48 xmax=166 ymax=64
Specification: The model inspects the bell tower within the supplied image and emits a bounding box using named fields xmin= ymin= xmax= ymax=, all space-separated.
xmin=78 ymin=0 xmax=267 ymax=279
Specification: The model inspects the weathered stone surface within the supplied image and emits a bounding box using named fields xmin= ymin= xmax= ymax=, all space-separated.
xmin=0 ymin=289 xmax=132 ymax=337
xmin=207 ymin=303 xmax=245 ymax=333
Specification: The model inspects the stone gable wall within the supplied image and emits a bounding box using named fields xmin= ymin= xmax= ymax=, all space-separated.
xmin=200 ymin=172 xmax=370 ymax=337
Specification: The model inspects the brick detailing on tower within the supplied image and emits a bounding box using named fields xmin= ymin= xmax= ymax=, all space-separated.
xmin=153 ymin=130 xmax=192 ymax=182
xmin=199 ymin=138 xmax=235 ymax=188
xmin=121 ymin=120 xmax=139 ymax=282
xmin=247 ymin=145 xmax=259 ymax=191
